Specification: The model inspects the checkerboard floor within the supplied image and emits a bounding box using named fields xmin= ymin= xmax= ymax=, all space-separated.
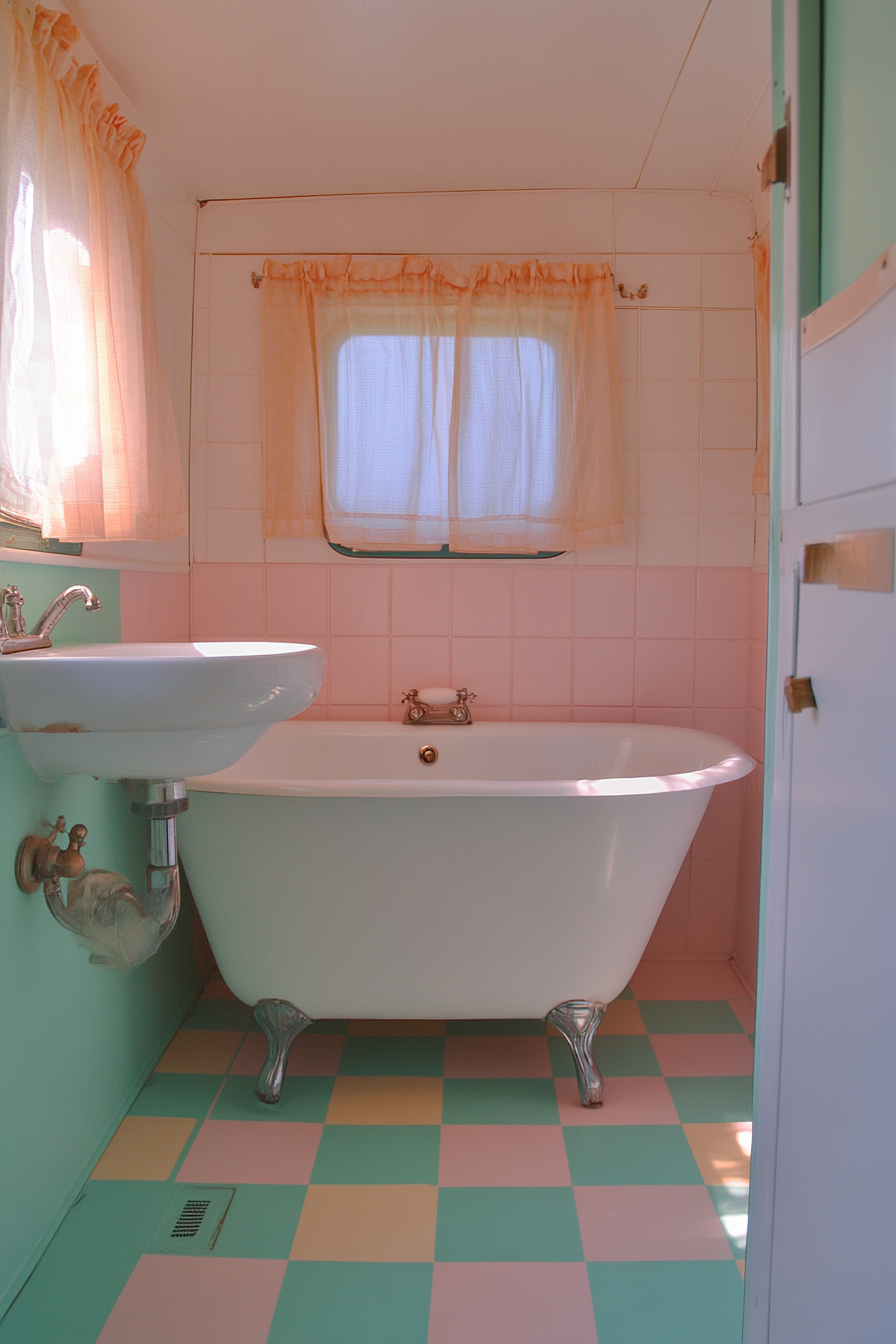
xmin=0 ymin=960 xmax=754 ymax=1344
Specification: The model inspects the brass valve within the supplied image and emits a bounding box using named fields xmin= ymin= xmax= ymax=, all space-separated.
xmin=15 ymin=816 xmax=88 ymax=894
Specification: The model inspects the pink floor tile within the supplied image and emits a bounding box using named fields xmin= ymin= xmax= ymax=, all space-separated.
xmin=444 ymin=1036 xmax=552 ymax=1078
xmin=428 ymin=1263 xmax=597 ymax=1344
xmin=555 ymin=1076 xmax=680 ymax=1125
xmin=630 ymin=958 xmax=745 ymax=1000
xmin=574 ymin=1186 xmax=733 ymax=1261
xmin=650 ymin=1034 xmax=755 ymax=1077
xmin=229 ymin=1032 xmax=343 ymax=1077
xmin=729 ymin=998 xmax=756 ymax=1032
xmin=439 ymin=1126 xmax=571 ymax=1186
xmin=175 ymin=1120 xmax=321 ymax=1185
xmin=97 ymin=1255 xmax=286 ymax=1344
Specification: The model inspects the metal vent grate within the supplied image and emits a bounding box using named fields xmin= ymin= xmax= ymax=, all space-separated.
xmin=170 ymin=1199 xmax=211 ymax=1238
xmin=148 ymin=1186 xmax=236 ymax=1255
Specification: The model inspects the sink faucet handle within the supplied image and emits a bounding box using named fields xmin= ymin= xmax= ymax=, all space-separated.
xmin=3 ymin=585 xmax=27 ymax=636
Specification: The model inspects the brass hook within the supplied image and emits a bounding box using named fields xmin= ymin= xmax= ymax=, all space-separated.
xmin=617 ymin=283 xmax=648 ymax=301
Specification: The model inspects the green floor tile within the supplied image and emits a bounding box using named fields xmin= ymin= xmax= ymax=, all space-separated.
xmin=639 ymin=1000 xmax=744 ymax=1034
xmin=442 ymin=1078 xmax=560 ymax=1125
xmin=305 ymin=1019 xmax=350 ymax=1035
xmin=127 ymin=1072 xmax=222 ymax=1119
xmin=435 ymin=1187 xmax=582 ymax=1261
xmin=311 ymin=1125 xmax=440 ymax=1183
xmin=588 ymin=1261 xmax=745 ymax=1344
xmin=446 ymin=1019 xmax=547 ymax=1035
xmin=617 ymin=984 xmax=635 ymax=999
xmin=667 ymin=1076 xmax=753 ymax=1123
xmin=338 ymin=1036 xmax=445 ymax=1076
xmin=268 ymin=1262 xmax=432 ymax=1344
xmin=211 ymin=1184 xmax=306 ymax=1258
xmin=183 ymin=998 xmax=255 ymax=1032
xmin=0 ymin=1182 xmax=171 ymax=1344
xmin=708 ymin=1183 xmax=749 ymax=1257
xmin=549 ymin=1035 xmax=661 ymax=1078
xmin=564 ymin=1124 xmax=703 ymax=1184
xmin=211 ymin=1074 xmax=333 ymax=1122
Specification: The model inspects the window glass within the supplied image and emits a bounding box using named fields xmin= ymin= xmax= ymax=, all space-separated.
xmin=333 ymin=331 xmax=558 ymax=539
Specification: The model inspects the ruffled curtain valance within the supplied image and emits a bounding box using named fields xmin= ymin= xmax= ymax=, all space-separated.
xmin=261 ymin=255 xmax=624 ymax=552
xmin=0 ymin=2 xmax=187 ymax=540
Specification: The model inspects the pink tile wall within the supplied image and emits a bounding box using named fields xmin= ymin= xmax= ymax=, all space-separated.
xmin=119 ymin=572 xmax=190 ymax=642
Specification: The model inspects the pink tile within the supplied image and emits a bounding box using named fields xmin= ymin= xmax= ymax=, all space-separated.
xmin=575 ymin=1186 xmax=732 ymax=1261
xmin=513 ymin=568 xmax=574 ymax=637
xmin=574 ymin=568 xmax=635 ymax=637
xmin=573 ymin=639 xmax=634 ymax=706
xmin=573 ymin=706 xmax=634 ymax=722
xmin=555 ymin=1076 xmax=680 ymax=1125
xmin=391 ymin=637 xmax=451 ymax=704
xmin=451 ymin=638 xmax=511 ymax=704
xmin=688 ymin=863 xmax=739 ymax=957
xmin=635 ymin=569 xmax=696 ymax=638
xmin=750 ymin=572 xmax=768 ymax=641
xmin=512 ymin=705 xmax=572 ymax=721
xmin=512 ymin=639 xmax=572 ymax=705
xmin=644 ymin=864 xmax=690 ymax=957
xmin=329 ymin=637 xmax=389 ymax=703
xmin=466 ymin=704 xmax=512 ymax=721
xmin=229 ymin=1033 xmax=343 ymax=1077
xmin=729 ymin=998 xmax=756 ymax=1032
xmin=651 ymin=1034 xmax=754 ymax=1077
xmin=452 ymin=567 xmax=513 ymax=636
xmin=750 ymin=641 xmax=767 ymax=710
xmin=630 ymin=959 xmax=745 ymax=1000
xmin=692 ymin=806 xmax=743 ymax=863
xmin=329 ymin=703 xmax=389 ymax=720
xmin=98 ymin=1256 xmax=286 ymax=1344
xmin=748 ymin=707 xmax=765 ymax=762
xmin=695 ymin=708 xmax=748 ymax=750
xmin=439 ymin=1125 xmax=571 ymax=1185
xmin=192 ymin=565 xmax=265 ymax=638
xmin=635 ymin=707 xmax=694 ymax=728
xmin=266 ymin=565 xmax=328 ymax=638
xmin=696 ymin=569 xmax=752 ymax=639
xmin=634 ymin=639 xmax=694 ymax=707
xmin=444 ymin=1036 xmax=552 ymax=1078
xmin=391 ymin=565 xmax=450 ymax=635
xmin=330 ymin=566 xmax=389 ymax=635
xmin=176 ymin=1120 xmax=321 ymax=1184
xmin=694 ymin=640 xmax=750 ymax=708
xmin=120 ymin=572 xmax=190 ymax=642
xmin=428 ymin=1263 xmax=597 ymax=1344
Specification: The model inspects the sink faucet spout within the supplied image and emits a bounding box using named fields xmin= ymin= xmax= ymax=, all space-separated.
xmin=30 ymin=585 xmax=102 ymax=640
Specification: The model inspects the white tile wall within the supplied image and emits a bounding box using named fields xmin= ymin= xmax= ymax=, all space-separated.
xmin=191 ymin=192 xmax=764 ymax=570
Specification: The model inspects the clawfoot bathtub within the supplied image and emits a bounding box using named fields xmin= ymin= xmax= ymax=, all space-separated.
xmin=180 ymin=721 xmax=752 ymax=1107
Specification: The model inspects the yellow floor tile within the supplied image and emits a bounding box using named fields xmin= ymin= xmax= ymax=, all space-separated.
xmin=291 ymin=1185 xmax=438 ymax=1261
xmin=154 ymin=1029 xmax=243 ymax=1074
xmin=598 ymin=1000 xmax=647 ymax=1035
xmin=326 ymin=1075 xmax=443 ymax=1125
xmin=737 ymin=1260 xmax=746 ymax=1278
xmin=683 ymin=1122 xmax=752 ymax=1185
xmin=91 ymin=1116 xmax=195 ymax=1181
xmin=348 ymin=1020 xmax=446 ymax=1036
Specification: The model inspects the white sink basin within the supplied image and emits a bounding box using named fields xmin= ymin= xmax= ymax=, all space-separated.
xmin=0 ymin=641 xmax=326 ymax=781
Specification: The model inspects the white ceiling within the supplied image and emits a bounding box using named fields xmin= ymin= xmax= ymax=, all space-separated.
xmin=67 ymin=0 xmax=770 ymax=203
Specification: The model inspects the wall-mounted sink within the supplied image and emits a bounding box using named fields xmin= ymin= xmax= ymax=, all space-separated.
xmin=0 ymin=641 xmax=326 ymax=781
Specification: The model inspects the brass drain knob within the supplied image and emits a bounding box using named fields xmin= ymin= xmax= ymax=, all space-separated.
xmin=419 ymin=744 xmax=438 ymax=765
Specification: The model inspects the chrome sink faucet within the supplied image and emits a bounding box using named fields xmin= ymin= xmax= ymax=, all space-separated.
xmin=0 ymin=584 xmax=101 ymax=654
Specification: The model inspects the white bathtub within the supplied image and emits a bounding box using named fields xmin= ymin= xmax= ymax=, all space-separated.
xmin=181 ymin=720 xmax=752 ymax=1024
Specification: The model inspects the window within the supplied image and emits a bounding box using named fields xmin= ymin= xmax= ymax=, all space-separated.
xmin=261 ymin=255 xmax=624 ymax=554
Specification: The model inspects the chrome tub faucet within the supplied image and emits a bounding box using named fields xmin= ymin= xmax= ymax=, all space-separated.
xmin=0 ymin=584 xmax=101 ymax=654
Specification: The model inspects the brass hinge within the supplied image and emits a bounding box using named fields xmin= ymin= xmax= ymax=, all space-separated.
xmin=761 ymin=124 xmax=789 ymax=191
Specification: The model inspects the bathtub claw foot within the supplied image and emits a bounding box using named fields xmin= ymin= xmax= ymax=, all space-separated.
xmin=547 ymin=1000 xmax=607 ymax=1107
xmin=253 ymin=999 xmax=315 ymax=1104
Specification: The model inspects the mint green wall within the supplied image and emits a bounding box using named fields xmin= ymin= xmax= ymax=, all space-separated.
xmin=821 ymin=0 xmax=896 ymax=301
xmin=0 ymin=561 xmax=199 ymax=1317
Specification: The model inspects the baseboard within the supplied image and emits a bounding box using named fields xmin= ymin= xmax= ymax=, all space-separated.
xmin=639 ymin=954 xmax=735 ymax=963
xmin=0 ymin=980 xmax=200 ymax=1322
xmin=729 ymin=954 xmax=757 ymax=1000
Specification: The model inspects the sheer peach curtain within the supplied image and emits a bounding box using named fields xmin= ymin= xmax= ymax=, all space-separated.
xmin=0 ymin=3 xmax=186 ymax=540
xmin=751 ymin=232 xmax=770 ymax=495
xmin=261 ymin=255 xmax=623 ymax=551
